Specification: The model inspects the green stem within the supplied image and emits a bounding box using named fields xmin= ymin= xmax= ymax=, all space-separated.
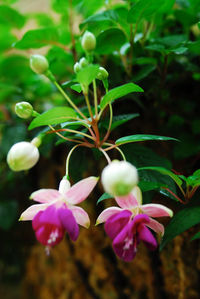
xmin=93 ymin=79 xmax=98 ymax=119
xmin=103 ymin=142 xmax=126 ymax=161
xmin=101 ymin=103 xmax=113 ymax=144
xmin=99 ymin=147 xmax=111 ymax=164
xmin=53 ymin=81 xmax=88 ymax=121
xmin=48 ymin=125 xmax=83 ymax=144
xmin=66 ymin=144 xmax=82 ymax=177
xmin=83 ymin=92 xmax=94 ymax=120
xmin=55 ymin=128 xmax=95 ymax=141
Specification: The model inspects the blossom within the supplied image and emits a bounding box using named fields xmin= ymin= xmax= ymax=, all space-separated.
xmin=20 ymin=177 xmax=98 ymax=247
xmin=105 ymin=211 xmax=157 ymax=262
xmin=96 ymin=186 xmax=173 ymax=261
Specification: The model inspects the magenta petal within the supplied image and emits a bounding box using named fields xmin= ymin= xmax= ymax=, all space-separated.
xmin=113 ymin=223 xmax=137 ymax=262
xmin=105 ymin=210 xmax=132 ymax=240
xmin=32 ymin=206 xmax=64 ymax=246
xmin=58 ymin=207 xmax=79 ymax=241
xmin=138 ymin=225 xmax=157 ymax=251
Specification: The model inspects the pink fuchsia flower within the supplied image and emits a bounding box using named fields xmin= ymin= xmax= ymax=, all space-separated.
xmin=20 ymin=176 xmax=98 ymax=247
xmin=96 ymin=186 xmax=173 ymax=261
xmin=105 ymin=210 xmax=157 ymax=262
xmin=96 ymin=186 xmax=173 ymax=236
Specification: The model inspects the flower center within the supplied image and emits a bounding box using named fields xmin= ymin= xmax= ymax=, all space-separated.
xmin=47 ymin=229 xmax=59 ymax=245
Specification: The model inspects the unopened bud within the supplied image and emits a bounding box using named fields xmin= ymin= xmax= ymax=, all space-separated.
xmin=96 ymin=67 xmax=109 ymax=80
xmin=7 ymin=142 xmax=39 ymax=172
xmin=79 ymin=57 xmax=88 ymax=68
xmin=101 ymin=161 xmax=138 ymax=196
xmin=58 ymin=178 xmax=71 ymax=195
xmin=30 ymin=55 xmax=49 ymax=74
xmin=81 ymin=31 xmax=96 ymax=52
xmin=15 ymin=101 xmax=33 ymax=119
xmin=74 ymin=62 xmax=81 ymax=74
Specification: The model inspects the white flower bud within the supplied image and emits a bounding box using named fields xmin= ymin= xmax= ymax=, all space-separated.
xmin=74 ymin=62 xmax=81 ymax=74
xmin=101 ymin=161 xmax=138 ymax=196
xmin=58 ymin=178 xmax=71 ymax=195
xmin=15 ymin=101 xmax=33 ymax=119
xmin=81 ymin=31 xmax=96 ymax=52
xmin=79 ymin=57 xmax=88 ymax=68
xmin=7 ymin=142 xmax=39 ymax=172
xmin=30 ymin=55 xmax=49 ymax=74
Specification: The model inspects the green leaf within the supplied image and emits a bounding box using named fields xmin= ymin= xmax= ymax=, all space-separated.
xmin=138 ymin=181 xmax=167 ymax=192
xmin=160 ymin=206 xmax=200 ymax=250
xmin=100 ymin=83 xmax=143 ymax=110
xmin=28 ymin=107 xmax=77 ymax=130
xmin=190 ymin=231 xmax=200 ymax=241
xmin=127 ymin=0 xmax=164 ymax=24
xmin=186 ymin=169 xmax=200 ymax=187
xmin=14 ymin=27 xmax=60 ymax=49
xmin=96 ymin=28 xmax=127 ymax=54
xmin=76 ymin=64 xmax=99 ymax=87
xmin=101 ymin=113 xmax=139 ymax=131
xmin=116 ymin=134 xmax=179 ymax=145
xmin=80 ymin=9 xmax=118 ymax=30
xmin=70 ymin=83 xmax=82 ymax=93
xmin=138 ymin=166 xmax=182 ymax=187
xmin=97 ymin=193 xmax=112 ymax=205
xmin=0 ymin=5 xmax=25 ymax=28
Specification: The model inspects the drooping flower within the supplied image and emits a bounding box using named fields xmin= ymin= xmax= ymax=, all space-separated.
xmin=96 ymin=186 xmax=173 ymax=261
xmin=105 ymin=211 xmax=157 ymax=262
xmin=20 ymin=177 xmax=98 ymax=247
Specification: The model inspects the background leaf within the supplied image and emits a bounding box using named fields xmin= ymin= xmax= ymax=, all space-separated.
xmin=116 ymin=134 xmax=178 ymax=145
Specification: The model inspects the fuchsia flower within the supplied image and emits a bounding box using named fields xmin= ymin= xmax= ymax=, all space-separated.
xmin=96 ymin=186 xmax=173 ymax=262
xmin=20 ymin=177 xmax=98 ymax=247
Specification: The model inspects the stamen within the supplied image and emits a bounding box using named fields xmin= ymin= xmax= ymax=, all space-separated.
xmin=47 ymin=229 xmax=59 ymax=245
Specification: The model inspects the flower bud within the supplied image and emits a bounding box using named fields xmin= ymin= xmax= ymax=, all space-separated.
xmin=7 ymin=142 xmax=39 ymax=172
xmin=81 ymin=31 xmax=96 ymax=52
xmin=79 ymin=57 xmax=88 ymax=68
xmin=30 ymin=55 xmax=49 ymax=74
xmin=59 ymin=178 xmax=71 ymax=195
xmin=15 ymin=101 xmax=33 ymax=119
xmin=74 ymin=62 xmax=81 ymax=74
xmin=101 ymin=161 xmax=138 ymax=196
xmin=96 ymin=67 xmax=109 ymax=80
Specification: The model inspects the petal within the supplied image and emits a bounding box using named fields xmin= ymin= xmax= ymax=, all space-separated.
xmin=34 ymin=204 xmax=62 ymax=229
xmin=113 ymin=224 xmax=137 ymax=262
xmin=19 ymin=203 xmax=49 ymax=221
xmin=146 ymin=218 xmax=164 ymax=236
xmin=115 ymin=193 xmax=138 ymax=209
xmin=58 ymin=207 xmax=79 ymax=241
xmin=96 ymin=207 xmax=123 ymax=225
xmin=105 ymin=210 xmax=132 ymax=240
xmin=69 ymin=206 xmax=90 ymax=228
xmin=131 ymin=186 xmax=143 ymax=205
xmin=138 ymin=225 xmax=157 ymax=251
xmin=30 ymin=189 xmax=61 ymax=203
xmin=66 ymin=176 xmax=98 ymax=204
xmin=141 ymin=204 xmax=173 ymax=218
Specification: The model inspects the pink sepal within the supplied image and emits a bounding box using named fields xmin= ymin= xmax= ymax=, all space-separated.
xmin=142 ymin=204 xmax=173 ymax=218
xmin=115 ymin=193 xmax=138 ymax=209
xmin=66 ymin=176 xmax=98 ymax=204
xmin=146 ymin=218 xmax=165 ymax=236
xmin=19 ymin=203 xmax=49 ymax=221
xmin=30 ymin=189 xmax=60 ymax=203
xmin=69 ymin=206 xmax=90 ymax=228
xmin=96 ymin=207 xmax=123 ymax=225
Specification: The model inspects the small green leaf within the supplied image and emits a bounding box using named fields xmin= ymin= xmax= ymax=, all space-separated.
xmin=29 ymin=107 xmax=77 ymax=130
xmin=116 ymin=134 xmax=179 ymax=145
xmin=190 ymin=231 xmax=200 ymax=241
xmin=96 ymin=28 xmax=127 ymax=54
xmin=70 ymin=83 xmax=82 ymax=93
xmin=100 ymin=83 xmax=143 ymax=110
xmin=0 ymin=5 xmax=25 ymax=28
xmin=14 ymin=27 xmax=60 ymax=49
xmin=97 ymin=193 xmax=112 ymax=205
xmin=138 ymin=166 xmax=182 ymax=187
xmin=139 ymin=181 xmax=167 ymax=192
xmin=76 ymin=64 xmax=99 ymax=87
xmin=101 ymin=113 xmax=139 ymax=131
xmin=160 ymin=206 xmax=200 ymax=250
xmin=186 ymin=169 xmax=200 ymax=187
